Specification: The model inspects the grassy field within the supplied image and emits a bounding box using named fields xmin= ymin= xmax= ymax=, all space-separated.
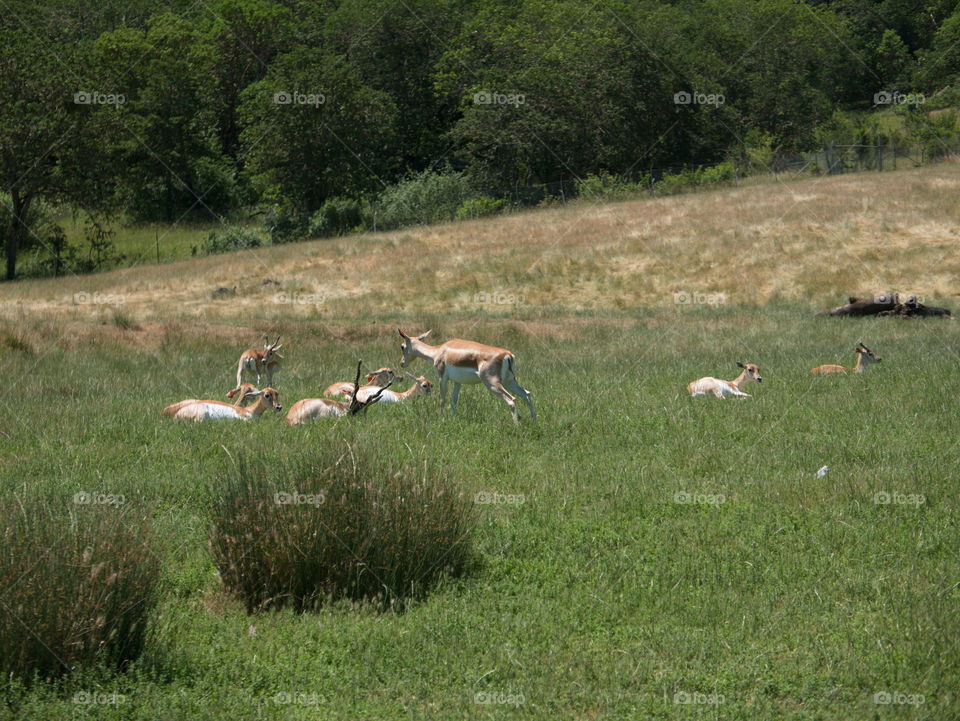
xmin=0 ymin=165 xmax=958 ymax=719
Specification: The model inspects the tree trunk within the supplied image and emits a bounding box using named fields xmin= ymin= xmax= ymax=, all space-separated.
xmin=6 ymin=189 xmax=31 ymax=281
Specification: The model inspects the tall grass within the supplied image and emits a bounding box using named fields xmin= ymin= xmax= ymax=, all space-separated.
xmin=0 ymin=496 xmax=159 ymax=680
xmin=209 ymin=446 xmax=475 ymax=613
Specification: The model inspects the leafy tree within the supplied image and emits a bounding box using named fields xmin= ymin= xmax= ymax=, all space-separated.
xmin=238 ymin=47 xmax=396 ymax=212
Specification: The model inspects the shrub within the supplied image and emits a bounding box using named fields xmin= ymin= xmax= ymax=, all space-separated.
xmin=575 ymin=171 xmax=650 ymax=201
xmin=263 ymin=207 xmax=309 ymax=244
xmin=201 ymin=226 xmax=262 ymax=255
xmin=374 ymin=169 xmax=476 ymax=230
xmin=455 ymin=196 xmax=506 ymax=221
xmin=209 ymin=447 xmax=475 ymax=612
xmin=655 ymin=162 xmax=735 ymax=195
xmin=0 ymin=497 xmax=159 ymax=680
xmin=308 ymin=197 xmax=363 ymax=237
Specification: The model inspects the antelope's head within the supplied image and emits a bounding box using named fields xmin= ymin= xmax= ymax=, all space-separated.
xmin=404 ymin=372 xmax=433 ymax=397
xmin=398 ymin=329 xmax=431 ymax=368
xmin=736 ymin=361 xmax=762 ymax=384
xmin=366 ymin=367 xmax=397 ymax=386
xmin=251 ymin=387 xmax=283 ymax=412
xmin=855 ymin=342 xmax=881 ymax=365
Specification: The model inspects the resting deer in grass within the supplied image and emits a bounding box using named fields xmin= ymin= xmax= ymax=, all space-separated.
xmin=288 ymin=361 xmax=395 ymax=424
xmin=811 ymin=342 xmax=881 ymax=375
xmin=162 ymin=383 xmax=259 ymax=417
xmin=167 ymin=388 xmax=282 ymax=422
xmin=352 ymin=373 xmax=432 ymax=404
xmin=286 ymin=397 xmax=349 ymax=424
xmin=236 ymin=335 xmax=283 ymax=388
xmin=398 ymin=329 xmax=535 ymax=423
xmin=687 ymin=362 xmax=762 ymax=398
xmin=324 ymin=367 xmax=397 ymax=399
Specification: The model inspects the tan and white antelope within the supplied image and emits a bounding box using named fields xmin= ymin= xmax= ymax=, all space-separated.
xmin=161 ymin=383 xmax=259 ymax=417
xmin=398 ymin=329 xmax=535 ymax=423
xmin=687 ymin=362 xmax=762 ymax=398
xmin=286 ymin=397 xmax=349 ymax=424
xmin=351 ymin=373 xmax=432 ymax=404
xmin=324 ymin=367 xmax=397 ymax=399
xmin=236 ymin=336 xmax=283 ymax=388
xmin=810 ymin=342 xmax=881 ymax=375
xmin=167 ymin=388 xmax=282 ymax=422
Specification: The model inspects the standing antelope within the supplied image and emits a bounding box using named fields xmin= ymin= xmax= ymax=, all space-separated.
xmin=810 ymin=342 xmax=881 ymax=375
xmin=236 ymin=336 xmax=283 ymax=388
xmin=162 ymin=383 xmax=259 ymax=417
xmin=167 ymin=388 xmax=282 ymax=422
xmin=398 ymin=329 xmax=535 ymax=423
xmin=687 ymin=362 xmax=762 ymax=398
xmin=352 ymin=373 xmax=432 ymax=404
xmin=324 ymin=367 xmax=397 ymax=398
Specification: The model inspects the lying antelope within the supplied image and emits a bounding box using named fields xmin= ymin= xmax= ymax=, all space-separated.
xmin=687 ymin=362 xmax=762 ymax=398
xmin=286 ymin=397 xmax=349 ymax=424
xmin=324 ymin=367 xmax=397 ymax=399
xmin=398 ymin=329 xmax=535 ymax=423
xmin=810 ymin=342 xmax=881 ymax=375
xmin=162 ymin=383 xmax=259 ymax=417
xmin=168 ymin=388 xmax=282 ymax=422
xmin=236 ymin=335 xmax=283 ymax=388
xmin=352 ymin=373 xmax=432 ymax=404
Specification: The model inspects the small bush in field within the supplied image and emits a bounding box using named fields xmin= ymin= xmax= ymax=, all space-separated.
xmin=575 ymin=171 xmax=650 ymax=201
xmin=0 ymin=497 xmax=159 ymax=680
xmin=201 ymin=226 xmax=262 ymax=255
xmin=209 ymin=448 xmax=475 ymax=613
xmin=374 ymin=169 xmax=476 ymax=230
xmin=308 ymin=198 xmax=363 ymax=237
xmin=455 ymin=196 xmax=506 ymax=221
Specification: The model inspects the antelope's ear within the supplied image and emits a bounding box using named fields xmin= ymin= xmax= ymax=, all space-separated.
xmin=736 ymin=361 xmax=745 ymax=368
xmin=404 ymin=371 xmax=416 ymax=381
xmin=418 ymin=330 xmax=432 ymax=340
xmin=398 ymin=328 xmax=408 ymax=338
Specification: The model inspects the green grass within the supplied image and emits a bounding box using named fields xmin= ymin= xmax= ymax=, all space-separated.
xmin=0 ymin=303 xmax=956 ymax=719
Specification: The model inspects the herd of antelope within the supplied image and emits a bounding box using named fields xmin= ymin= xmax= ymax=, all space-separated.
xmin=162 ymin=332 xmax=882 ymax=423
xmin=161 ymin=330 xmax=537 ymax=425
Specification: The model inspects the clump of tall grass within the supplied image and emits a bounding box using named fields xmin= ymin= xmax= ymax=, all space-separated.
xmin=209 ymin=447 xmax=475 ymax=613
xmin=0 ymin=497 xmax=159 ymax=680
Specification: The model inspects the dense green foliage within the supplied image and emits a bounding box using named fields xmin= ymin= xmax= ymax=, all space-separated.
xmin=1 ymin=0 xmax=959 ymax=277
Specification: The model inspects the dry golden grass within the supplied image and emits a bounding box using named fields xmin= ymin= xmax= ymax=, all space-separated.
xmin=2 ymin=163 xmax=958 ymax=324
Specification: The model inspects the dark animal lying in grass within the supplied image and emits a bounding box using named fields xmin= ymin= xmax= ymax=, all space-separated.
xmin=816 ymin=294 xmax=951 ymax=318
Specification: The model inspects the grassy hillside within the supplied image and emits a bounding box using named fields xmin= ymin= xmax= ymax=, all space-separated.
xmin=0 ymin=165 xmax=957 ymax=720
xmin=4 ymin=163 xmax=958 ymax=322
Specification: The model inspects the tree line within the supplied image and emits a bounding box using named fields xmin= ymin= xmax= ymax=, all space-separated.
xmin=2 ymin=0 xmax=959 ymax=279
